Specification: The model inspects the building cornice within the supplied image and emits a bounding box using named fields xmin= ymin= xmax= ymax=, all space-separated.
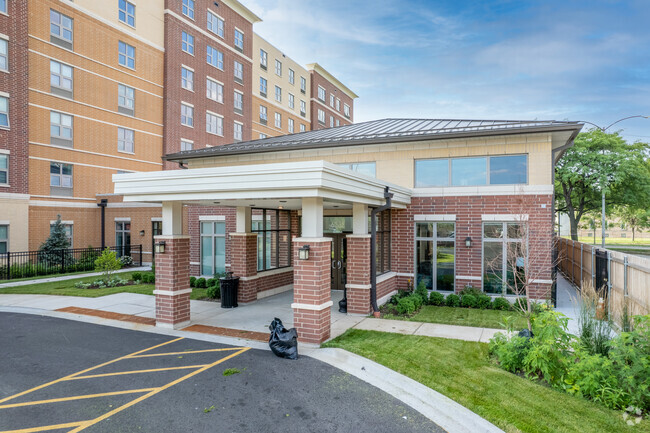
xmin=306 ymin=63 xmax=358 ymax=99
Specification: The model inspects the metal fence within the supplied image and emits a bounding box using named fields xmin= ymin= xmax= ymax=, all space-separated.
xmin=1 ymin=245 xmax=142 ymax=281
xmin=556 ymin=237 xmax=649 ymax=323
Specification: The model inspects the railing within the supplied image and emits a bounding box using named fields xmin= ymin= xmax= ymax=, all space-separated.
xmin=1 ymin=245 xmax=142 ymax=281
xmin=556 ymin=237 xmax=649 ymax=322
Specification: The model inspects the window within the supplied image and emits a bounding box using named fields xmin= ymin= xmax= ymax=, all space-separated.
xmin=206 ymin=45 xmax=223 ymax=70
xmin=336 ymin=119 xmax=340 ymax=127
xmin=330 ymin=94 xmax=335 ymax=107
xmin=181 ymin=103 xmax=193 ymax=127
xmin=50 ymin=60 xmax=73 ymax=97
xmin=259 ymin=133 xmax=267 ymax=139
xmin=483 ymin=222 xmax=525 ymax=295
xmin=300 ymin=100 xmax=306 ymax=117
xmin=300 ymin=76 xmax=306 ymax=93
xmin=336 ymin=98 xmax=340 ymax=111
xmin=117 ymin=127 xmax=134 ymax=153
xmin=288 ymin=93 xmax=294 ymax=109
xmin=0 ymin=0 xmax=6 ymax=14
xmin=259 ymin=77 xmax=267 ymax=97
xmin=260 ymin=49 xmax=267 ymax=69
xmin=206 ymin=78 xmax=223 ymax=103
xmin=317 ymin=109 xmax=325 ymax=124
xmin=118 ymin=0 xmax=135 ymax=27
xmin=115 ymin=221 xmax=131 ymax=257
xmin=299 ymin=124 xmax=305 ymax=133
xmin=200 ymin=220 xmax=226 ymax=276
xmin=259 ymin=105 xmax=267 ymax=124
xmin=207 ymin=11 xmax=224 ymax=37
xmin=415 ymin=222 xmax=455 ymax=291
xmin=233 ymin=60 xmax=243 ymax=84
xmin=274 ymin=85 xmax=281 ymax=103
xmin=0 ymin=154 xmax=7 ymax=184
xmin=118 ymin=41 xmax=135 ymax=69
xmin=233 ymin=122 xmax=242 ymax=141
xmin=288 ymin=118 xmax=294 ymax=133
xmin=275 ymin=59 xmax=282 ymax=76
xmin=50 ymin=162 xmax=72 ymax=196
xmin=317 ymin=86 xmax=326 ymax=102
xmin=251 ymin=209 xmax=291 ymax=271
xmin=0 ymin=225 xmax=7 ymax=253
xmin=234 ymin=29 xmax=244 ymax=51
xmin=118 ymin=84 xmax=135 ymax=115
xmin=415 ymin=155 xmax=528 ymax=187
xmin=337 ymin=162 xmax=376 ymax=177
xmin=233 ymin=91 xmax=243 ymax=114
xmin=0 ymin=38 xmax=8 ymax=71
xmin=330 ymin=116 xmax=334 ymax=127
xmin=206 ymin=112 xmax=223 ymax=136
xmin=181 ymin=139 xmax=193 ymax=151
xmin=274 ymin=112 xmax=281 ymax=128
xmin=182 ymin=0 xmax=194 ymax=19
xmin=344 ymin=103 xmax=350 ymax=118
xmin=50 ymin=10 xmax=73 ymax=48
xmin=181 ymin=66 xmax=193 ymax=91
xmin=0 ymin=96 xmax=8 ymax=128
xmin=50 ymin=111 xmax=73 ymax=146
xmin=181 ymin=31 xmax=194 ymax=55
xmin=288 ymin=68 xmax=294 ymax=84
xmin=374 ymin=210 xmax=391 ymax=275
xmin=50 ymin=222 xmax=73 ymax=247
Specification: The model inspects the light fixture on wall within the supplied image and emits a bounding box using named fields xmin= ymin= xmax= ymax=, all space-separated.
xmin=465 ymin=237 xmax=472 ymax=248
xmin=298 ymin=245 xmax=310 ymax=260
xmin=139 ymin=230 xmax=145 ymax=236
xmin=154 ymin=241 xmax=166 ymax=254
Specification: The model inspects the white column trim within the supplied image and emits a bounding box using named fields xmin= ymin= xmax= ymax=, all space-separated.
xmin=153 ymin=288 xmax=192 ymax=296
xmin=456 ymin=275 xmax=481 ymax=281
xmin=291 ymin=301 xmax=333 ymax=311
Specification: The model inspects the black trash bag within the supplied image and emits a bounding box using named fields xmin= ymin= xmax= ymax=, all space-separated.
xmin=268 ymin=317 xmax=298 ymax=360
xmin=518 ymin=328 xmax=534 ymax=339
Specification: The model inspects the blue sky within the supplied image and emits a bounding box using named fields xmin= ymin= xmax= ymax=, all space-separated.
xmin=246 ymin=0 xmax=650 ymax=142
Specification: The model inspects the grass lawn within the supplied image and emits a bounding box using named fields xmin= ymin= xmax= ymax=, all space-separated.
xmin=565 ymin=236 xmax=650 ymax=246
xmin=384 ymin=305 xmax=529 ymax=330
xmin=323 ymin=329 xmax=649 ymax=433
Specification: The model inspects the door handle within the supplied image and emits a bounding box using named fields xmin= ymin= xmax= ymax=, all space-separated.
xmin=337 ymin=260 xmax=343 ymax=270
xmin=332 ymin=261 xmax=337 ymax=269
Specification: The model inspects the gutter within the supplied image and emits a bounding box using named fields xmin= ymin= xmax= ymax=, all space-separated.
xmin=370 ymin=187 xmax=393 ymax=316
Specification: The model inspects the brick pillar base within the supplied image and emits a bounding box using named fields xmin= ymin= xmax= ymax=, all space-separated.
xmin=229 ymin=233 xmax=258 ymax=303
xmin=292 ymin=238 xmax=332 ymax=344
xmin=346 ymin=235 xmax=372 ymax=314
xmin=154 ymin=236 xmax=191 ymax=329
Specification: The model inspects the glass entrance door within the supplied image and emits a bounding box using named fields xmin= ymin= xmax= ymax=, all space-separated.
xmin=326 ymin=233 xmax=347 ymax=291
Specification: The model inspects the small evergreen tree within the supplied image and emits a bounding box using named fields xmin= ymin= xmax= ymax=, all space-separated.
xmin=38 ymin=215 xmax=71 ymax=267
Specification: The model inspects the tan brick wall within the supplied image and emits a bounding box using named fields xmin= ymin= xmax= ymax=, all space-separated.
xmin=252 ymin=95 xmax=310 ymax=138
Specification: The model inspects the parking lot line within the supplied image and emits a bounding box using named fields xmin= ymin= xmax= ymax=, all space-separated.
xmin=68 ymin=365 xmax=208 ymax=380
xmin=0 ymin=389 xmax=158 ymax=410
xmin=128 ymin=347 xmax=244 ymax=358
xmin=0 ymin=421 xmax=91 ymax=433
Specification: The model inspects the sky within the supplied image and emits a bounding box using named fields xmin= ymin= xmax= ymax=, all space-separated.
xmin=246 ymin=0 xmax=650 ymax=142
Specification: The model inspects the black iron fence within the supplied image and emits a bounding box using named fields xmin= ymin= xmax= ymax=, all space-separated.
xmin=1 ymin=245 xmax=142 ymax=281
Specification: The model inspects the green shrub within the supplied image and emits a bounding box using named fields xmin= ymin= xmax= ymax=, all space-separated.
xmin=396 ymin=297 xmax=416 ymax=315
xmin=410 ymin=294 xmax=423 ymax=310
xmin=489 ymin=333 xmax=531 ymax=373
xmin=206 ymin=284 xmax=220 ymax=299
xmin=119 ymin=255 xmax=133 ymax=267
xmin=445 ymin=294 xmax=460 ymax=307
xmin=130 ymin=271 xmax=142 ymax=282
xmin=94 ymin=248 xmax=122 ymax=285
xmin=196 ymin=277 xmax=207 ymax=288
xmin=141 ymin=272 xmax=155 ymax=284
xmin=476 ymin=294 xmax=492 ymax=309
xmin=414 ymin=281 xmax=429 ymax=305
xmin=492 ymin=297 xmax=511 ymax=311
xmin=459 ymin=286 xmax=483 ymax=298
xmin=190 ymin=276 xmax=196 ymax=287
xmin=389 ymin=290 xmax=409 ymax=305
xmin=565 ymin=350 xmax=627 ymax=410
xmin=429 ymin=291 xmax=445 ymax=306
xmin=206 ymin=278 xmax=216 ymax=287
xmin=460 ymin=294 xmax=477 ymax=308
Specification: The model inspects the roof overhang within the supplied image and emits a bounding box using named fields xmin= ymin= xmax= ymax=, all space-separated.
xmin=113 ymin=161 xmax=411 ymax=209
xmin=306 ymin=63 xmax=358 ymax=99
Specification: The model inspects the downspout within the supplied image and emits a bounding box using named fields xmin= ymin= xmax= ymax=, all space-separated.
xmin=97 ymin=199 xmax=108 ymax=249
xmin=370 ymin=187 xmax=393 ymax=317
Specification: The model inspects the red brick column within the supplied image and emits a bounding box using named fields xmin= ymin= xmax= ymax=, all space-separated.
xmin=346 ymin=235 xmax=372 ymax=314
xmin=229 ymin=233 xmax=258 ymax=303
xmin=154 ymin=236 xmax=191 ymax=329
xmin=292 ymin=238 xmax=332 ymax=344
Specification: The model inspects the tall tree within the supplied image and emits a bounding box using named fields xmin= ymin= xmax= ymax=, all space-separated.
xmin=38 ymin=215 xmax=71 ymax=266
xmin=615 ymin=206 xmax=650 ymax=242
xmin=555 ymin=129 xmax=650 ymax=240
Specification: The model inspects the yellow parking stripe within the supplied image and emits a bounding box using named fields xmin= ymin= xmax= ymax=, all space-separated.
xmin=0 ymin=420 xmax=88 ymax=433
xmin=0 ymin=337 xmax=184 ymax=405
xmin=67 ymin=347 xmax=250 ymax=433
xmin=0 ymin=388 xmax=158 ymax=410
xmin=68 ymin=365 xmax=208 ymax=380
xmin=128 ymin=347 xmax=244 ymax=358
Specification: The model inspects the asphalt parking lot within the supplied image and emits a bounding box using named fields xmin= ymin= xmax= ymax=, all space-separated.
xmin=0 ymin=313 xmax=444 ymax=433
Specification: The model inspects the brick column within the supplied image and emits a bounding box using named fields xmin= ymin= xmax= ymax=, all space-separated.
xmin=292 ymin=238 xmax=332 ymax=344
xmin=154 ymin=235 xmax=191 ymax=329
xmin=229 ymin=233 xmax=258 ymax=303
xmin=346 ymin=235 xmax=372 ymax=314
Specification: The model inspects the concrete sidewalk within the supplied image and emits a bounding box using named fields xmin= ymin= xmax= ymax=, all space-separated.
xmin=0 ymin=266 xmax=150 ymax=288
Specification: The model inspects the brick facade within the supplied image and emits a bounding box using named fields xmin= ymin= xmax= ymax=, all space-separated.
xmin=229 ymin=232 xmax=258 ymax=303
xmin=309 ymin=69 xmax=354 ymax=130
xmin=154 ymin=236 xmax=191 ymax=328
xmin=345 ymin=235 xmax=372 ymax=314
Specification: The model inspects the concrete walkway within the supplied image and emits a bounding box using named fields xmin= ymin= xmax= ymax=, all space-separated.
xmin=0 ymin=266 xmax=150 ymax=288
xmin=555 ymin=273 xmax=581 ymax=334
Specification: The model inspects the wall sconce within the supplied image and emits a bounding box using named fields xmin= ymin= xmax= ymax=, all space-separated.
xmin=139 ymin=230 xmax=145 ymax=236
xmin=298 ymin=245 xmax=310 ymax=260
xmin=465 ymin=237 xmax=472 ymax=248
xmin=154 ymin=241 xmax=166 ymax=254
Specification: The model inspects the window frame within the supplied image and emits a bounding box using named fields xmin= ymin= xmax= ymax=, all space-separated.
xmin=233 ymin=121 xmax=243 ymax=141
xmin=206 ymin=111 xmax=224 ymax=136
xmin=233 ymin=90 xmax=243 ymax=115
xmin=118 ymin=41 xmax=135 ymax=70
xmin=259 ymin=105 xmax=267 ymax=124
xmin=0 ymin=38 xmax=8 ymax=72
xmin=206 ymin=45 xmax=224 ymax=70
xmin=259 ymin=77 xmax=267 ymax=97
xmin=50 ymin=162 xmax=73 ymax=193
xmin=50 ymin=60 xmax=73 ymax=98
xmin=414 ymin=155 xmax=529 ymax=188
xmin=117 ymin=127 xmax=134 ymax=153
xmin=206 ymin=77 xmax=223 ymax=103
xmin=482 ymin=222 xmax=526 ymax=295
xmin=207 ymin=11 xmax=224 ymax=38
xmin=251 ymin=208 xmax=292 ymax=271
xmin=118 ymin=0 xmax=136 ymax=27
xmin=234 ymin=28 xmax=244 ymax=51
xmin=275 ymin=59 xmax=282 ymax=76
xmin=375 ymin=210 xmax=392 ymax=276
xmin=288 ymin=68 xmax=295 ymax=85
xmin=181 ymin=66 xmax=194 ymax=91
xmin=0 ymin=0 xmax=6 ymax=15
xmin=50 ymin=9 xmax=73 ymax=48
xmin=274 ymin=85 xmax=281 ymax=103
xmin=50 ymin=111 xmax=73 ymax=146
xmin=344 ymin=103 xmax=350 ymax=118
xmin=274 ymin=112 xmax=281 ymax=129
xmin=0 ymin=154 xmax=8 ymax=185
xmin=233 ymin=60 xmax=243 ymax=84
xmin=0 ymin=224 xmax=7 ymax=253
xmin=317 ymin=109 xmax=325 ymax=124
xmin=260 ymin=49 xmax=267 ymax=69
xmin=181 ymin=31 xmax=194 ymax=55
xmin=182 ymin=0 xmax=195 ymax=20
xmin=118 ymin=83 xmax=135 ymax=114
xmin=0 ymin=95 xmax=8 ymax=129
xmin=180 ymin=139 xmax=193 ymax=151
xmin=288 ymin=118 xmax=294 ymax=133
xmin=300 ymin=76 xmax=306 ymax=93
xmin=180 ymin=103 xmax=194 ymax=127
xmin=288 ymin=93 xmax=294 ymax=109
xmin=414 ymin=221 xmax=455 ymax=291
xmin=200 ymin=219 xmax=227 ymax=277
xmin=317 ymin=86 xmax=326 ymax=102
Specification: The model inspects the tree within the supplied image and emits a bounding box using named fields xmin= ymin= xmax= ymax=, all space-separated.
xmin=94 ymin=247 xmax=122 ymax=285
xmin=555 ymin=129 xmax=650 ymax=240
xmin=38 ymin=215 xmax=71 ymax=266
xmin=615 ymin=206 xmax=650 ymax=242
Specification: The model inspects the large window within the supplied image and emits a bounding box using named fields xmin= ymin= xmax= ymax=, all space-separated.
xmin=415 ymin=155 xmax=528 ymax=187
xmin=0 ymin=38 xmax=8 ymax=71
xmin=0 ymin=225 xmax=7 ymax=253
xmin=50 ymin=60 xmax=73 ymax=98
xmin=182 ymin=0 xmax=194 ymax=19
xmin=483 ymin=222 xmax=525 ymax=295
xmin=415 ymin=222 xmax=455 ymax=291
xmin=118 ymin=41 xmax=135 ymax=69
xmin=181 ymin=31 xmax=194 ymax=55
xmin=206 ymin=45 xmax=223 ymax=70
xmin=50 ymin=162 xmax=72 ymax=196
xmin=0 ymin=154 xmax=7 ymax=184
xmin=337 ymin=162 xmax=376 ymax=177
xmin=206 ymin=112 xmax=223 ymax=136
xmin=207 ymin=11 xmax=224 ymax=37
xmin=50 ymin=9 xmax=73 ymax=49
xmin=115 ymin=221 xmax=131 ymax=257
xmin=317 ymin=86 xmax=326 ymax=102
xmin=117 ymin=127 xmax=134 ymax=153
xmin=200 ymin=220 xmax=226 ymax=276
xmin=50 ymin=111 xmax=73 ymax=146
xmin=0 ymin=96 xmax=9 ymax=128
xmin=206 ymin=78 xmax=223 ymax=103
xmin=374 ymin=211 xmax=391 ymax=275
xmin=118 ymin=84 xmax=135 ymax=115
xmin=252 ymin=209 xmax=291 ymax=271
xmin=118 ymin=0 xmax=135 ymax=27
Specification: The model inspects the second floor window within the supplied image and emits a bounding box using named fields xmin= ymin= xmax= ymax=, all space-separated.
xmin=318 ymin=109 xmax=325 ymax=124
xmin=0 ymin=38 xmax=7 ymax=71
xmin=288 ymin=118 xmax=294 ymax=133
xmin=274 ymin=112 xmax=281 ymax=129
xmin=50 ymin=162 xmax=72 ymax=191
xmin=182 ymin=32 xmax=194 ymax=55
xmin=118 ymin=0 xmax=135 ymax=27
xmin=118 ymin=41 xmax=135 ymax=69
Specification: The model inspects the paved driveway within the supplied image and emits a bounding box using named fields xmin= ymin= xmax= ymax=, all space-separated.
xmin=0 ymin=313 xmax=444 ymax=433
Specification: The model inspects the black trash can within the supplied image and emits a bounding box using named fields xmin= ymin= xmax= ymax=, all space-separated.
xmin=220 ymin=272 xmax=239 ymax=308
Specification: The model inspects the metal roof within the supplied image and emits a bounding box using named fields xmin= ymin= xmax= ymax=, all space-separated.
xmin=165 ymin=118 xmax=583 ymax=162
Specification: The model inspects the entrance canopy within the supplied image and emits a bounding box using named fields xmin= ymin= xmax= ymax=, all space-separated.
xmin=113 ymin=160 xmax=411 ymax=209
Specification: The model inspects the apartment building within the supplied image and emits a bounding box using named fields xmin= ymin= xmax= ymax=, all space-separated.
xmin=308 ymin=63 xmax=357 ymax=131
